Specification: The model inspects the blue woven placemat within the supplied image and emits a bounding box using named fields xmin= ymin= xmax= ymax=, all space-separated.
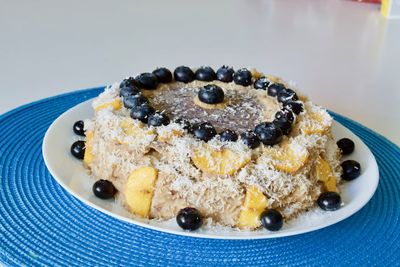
xmin=1 ymin=88 xmax=399 ymax=266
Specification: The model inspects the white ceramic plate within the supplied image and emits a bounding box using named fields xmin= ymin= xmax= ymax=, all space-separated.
xmin=42 ymin=99 xmax=379 ymax=239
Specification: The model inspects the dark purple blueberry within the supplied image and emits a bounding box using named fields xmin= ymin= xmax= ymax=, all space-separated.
xmin=267 ymin=83 xmax=285 ymax=97
xmin=317 ymin=192 xmax=341 ymax=211
xmin=147 ymin=112 xmax=170 ymax=127
xmin=135 ymin=73 xmax=159 ymax=90
xmin=152 ymin=67 xmax=173 ymax=83
xmin=73 ymin=120 xmax=85 ymax=136
xmin=216 ymin=66 xmax=234 ymax=82
xmin=71 ymin=140 xmax=85 ymax=160
xmin=198 ymin=84 xmax=224 ymax=104
xmin=120 ymin=77 xmax=137 ymax=89
xmin=275 ymin=108 xmax=295 ymax=123
xmin=277 ymin=89 xmax=299 ymax=103
xmin=130 ymin=104 xmax=155 ymax=123
xmin=254 ymin=77 xmax=270 ymax=90
xmin=92 ymin=179 xmax=117 ymax=199
xmin=174 ymin=66 xmax=195 ymax=83
xmin=283 ymin=101 xmax=304 ymax=115
xmin=240 ymin=131 xmax=261 ymax=149
xmin=254 ymin=122 xmax=283 ymax=146
xmin=219 ymin=129 xmax=238 ymax=142
xmin=341 ymin=160 xmax=361 ymax=181
xmin=273 ymin=118 xmax=292 ymax=135
xmin=260 ymin=209 xmax=283 ymax=231
xmin=192 ymin=122 xmax=217 ymax=142
xmin=337 ymin=138 xmax=355 ymax=155
xmin=120 ymin=86 xmax=141 ymax=98
xmin=123 ymin=95 xmax=149 ymax=109
xmin=175 ymin=118 xmax=191 ymax=131
xmin=176 ymin=207 xmax=202 ymax=231
xmin=233 ymin=68 xmax=252 ymax=86
xmin=195 ymin=66 xmax=216 ymax=81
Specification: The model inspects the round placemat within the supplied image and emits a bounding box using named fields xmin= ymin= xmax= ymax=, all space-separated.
xmin=1 ymin=88 xmax=399 ymax=266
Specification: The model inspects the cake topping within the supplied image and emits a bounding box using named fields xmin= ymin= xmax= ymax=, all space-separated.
xmin=191 ymin=122 xmax=217 ymax=142
xmin=147 ymin=112 xmax=170 ymax=127
xmin=73 ymin=120 xmax=85 ymax=136
xmin=219 ymin=129 xmax=238 ymax=142
xmin=273 ymin=117 xmax=292 ymax=136
xmin=337 ymin=138 xmax=355 ymax=155
xmin=260 ymin=209 xmax=283 ymax=231
xmin=277 ymin=88 xmax=299 ymax=103
xmin=135 ymin=73 xmax=159 ymax=90
xmin=267 ymin=83 xmax=285 ymax=97
xmin=123 ymin=95 xmax=149 ymax=109
xmin=254 ymin=122 xmax=283 ymax=146
xmin=233 ymin=68 xmax=252 ymax=86
xmin=120 ymin=86 xmax=141 ymax=98
xmin=275 ymin=108 xmax=295 ymax=123
xmin=92 ymin=179 xmax=117 ymax=199
xmin=194 ymin=66 xmax=217 ymax=82
xmin=70 ymin=140 xmax=85 ymax=160
xmin=198 ymin=84 xmax=225 ymax=104
xmin=176 ymin=207 xmax=203 ymax=231
xmin=130 ymin=104 xmax=155 ymax=123
xmin=216 ymin=65 xmax=234 ymax=82
xmin=174 ymin=66 xmax=195 ymax=83
xmin=240 ymin=130 xmax=261 ymax=149
xmin=317 ymin=192 xmax=341 ymax=211
xmin=283 ymin=101 xmax=304 ymax=115
xmin=152 ymin=67 xmax=173 ymax=83
xmin=174 ymin=118 xmax=192 ymax=131
xmin=341 ymin=160 xmax=361 ymax=180
xmin=120 ymin=77 xmax=137 ymax=89
xmin=254 ymin=77 xmax=270 ymax=90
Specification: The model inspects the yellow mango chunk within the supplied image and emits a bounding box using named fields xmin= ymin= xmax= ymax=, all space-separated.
xmin=95 ymin=98 xmax=122 ymax=111
xmin=266 ymin=74 xmax=281 ymax=83
xmin=158 ymin=129 xmax=184 ymax=142
xmin=83 ymin=131 xmax=94 ymax=165
xmin=314 ymin=156 xmax=337 ymax=192
xmin=250 ymin=69 xmax=264 ymax=79
xmin=265 ymin=141 xmax=309 ymax=173
xmin=238 ymin=185 xmax=268 ymax=229
xmin=117 ymin=119 xmax=155 ymax=144
xmin=125 ymin=166 xmax=158 ymax=218
xmin=302 ymin=111 xmax=330 ymax=135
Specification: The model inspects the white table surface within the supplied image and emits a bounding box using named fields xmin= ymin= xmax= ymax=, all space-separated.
xmin=0 ymin=0 xmax=399 ymax=145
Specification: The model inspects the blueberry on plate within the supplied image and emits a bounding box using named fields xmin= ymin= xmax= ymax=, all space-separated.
xmin=71 ymin=140 xmax=85 ymax=160
xmin=254 ymin=77 xmax=270 ymax=90
xmin=152 ymin=67 xmax=173 ymax=83
xmin=191 ymin=122 xmax=217 ymax=142
xmin=240 ymin=130 xmax=261 ymax=149
xmin=174 ymin=66 xmax=195 ymax=83
xmin=120 ymin=77 xmax=137 ymax=89
xmin=135 ymin=73 xmax=159 ymax=90
xmin=277 ymin=89 xmax=299 ymax=103
xmin=337 ymin=138 xmax=355 ymax=155
xmin=233 ymin=68 xmax=252 ymax=86
xmin=198 ymin=84 xmax=224 ymax=104
xmin=254 ymin=122 xmax=283 ymax=146
xmin=195 ymin=66 xmax=216 ymax=81
xmin=260 ymin=209 xmax=283 ymax=231
xmin=73 ymin=120 xmax=85 ymax=136
xmin=267 ymin=83 xmax=285 ymax=97
xmin=216 ymin=65 xmax=234 ymax=82
xmin=273 ymin=118 xmax=292 ymax=135
xmin=283 ymin=101 xmax=304 ymax=115
xmin=219 ymin=129 xmax=238 ymax=142
xmin=341 ymin=160 xmax=361 ymax=180
xmin=130 ymin=104 xmax=155 ymax=123
xmin=176 ymin=207 xmax=202 ymax=231
xmin=92 ymin=179 xmax=117 ymax=199
xmin=120 ymin=86 xmax=141 ymax=98
xmin=175 ymin=118 xmax=191 ymax=131
xmin=123 ymin=95 xmax=149 ymax=109
xmin=317 ymin=192 xmax=341 ymax=211
xmin=147 ymin=112 xmax=170 ymax=127
xmin=275 ymin=108 xmax=295 ymax=123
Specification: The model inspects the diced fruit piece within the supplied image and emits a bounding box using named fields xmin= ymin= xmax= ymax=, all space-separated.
xmin=317 ymin=192 xmax=341 ymax=211
xmin=176 ymin=207 xmax=203 ymax=231
xmin=192 ymin=145 xmax=250 ymax=176
xmin=119 ymin=119 xmax=155 ymax=143
xmin=313 ymin=156 xmax=337 ymax=192
xmin=125 ymin=166 xmax=158 ymax=218
xmin=265 ymin=140 xmax=309 ymax=173
xmin=341 ymin=160 xmax=361 ymax=181
xmin=250 ymin=69 xmax=263 ymax=79
xmin=260 ymin=209 xmax=283 ymax=231
xmin=92 ymin=179 xmax=117 ymax=199
xmin=301 ymin=108 xmax=331 ymax=135
xmin=158 ymin=129 xmax=184 ymax=142
xmin=71 ymin=140 xmax=85 ymax=160
xmin=95 ymin=98 xmax=122 ymax=111
xmin=83 ymin=131 xmax=94 ymax=165
xmin=237 ymin=185 xmax=268 ymax=229
xmin=337 ymin=138 xmax=355 ymax=155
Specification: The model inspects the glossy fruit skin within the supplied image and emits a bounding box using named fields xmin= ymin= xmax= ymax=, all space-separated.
xmin=71 ymin=140 xmax=85 ymax=160
xmin=123 ymin=95 xmax=149 ymax=109
xmin=198 ymin=84 xmax=224 ymax=104
xmin=73 ymin=120 xmax=85 ymax=136
xmin=120 ymin=77 xmax=137 ymax=89
xmin=233 ymin=68 xmax=252 ymax=86
xmin=175 ymin=118 xmax=191 ymax=131
xmin=120 ymin=86 xmax=141 ymax=98
xmin=267 ymin=83 xmax=285 ymax=97
xmin=135 ymin=73 xmax=159 ymax=90
xmin=130 ymin=104 xmax=155 ymax=123
xmin=341 ymin=160 xmax=361 ymax=180
xmin=317 ymin=192 xmax=341 ymax=211
xmin=275 ymin=108 xmax=295 ymax=123
xmin=92 ymin=179 xmax=117 ymax=199
xmin=195 ymin=66 xmax=216 ymax=81
xmin=260 ymin=209 xmax=283 ymax=231
xmin=337 ymin=138 xmax=355 ymax=155
xmin=219 ymin=129 xmax=238 ymax=142
xmin=254 ymin=77 xmax=270 ymax=90
xmin=191 ymin=122 xmax=217 ymax=142
xmin=147 ymin=112 xmax=170 ymax=127
xmin=176 ymin=207 xmax=202 ymax=231
xmin=174 ymin=66 xmax=195 ymax=83
xmin=273 ymin=118 xmax=292 ymax=135
xmin=152 ymin=67 xmax=173 ymax=83
xmin=277 ymin=89 xmax=299 ymax=103
xmin=254 ymin=122 xmax=283 ymax=146
xmin=240 ymin=131 xmax=261 ymax=149
xmin=216 ymin=66 xmax=234 ymax=82
xmin=283 ymin=101 xmax=304 ymax=115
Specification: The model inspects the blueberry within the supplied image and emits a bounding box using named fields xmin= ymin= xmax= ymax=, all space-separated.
xmin=192 ymin=122 xmax=217 ymax=142
xmin=317 ymin=192 xmax=341 ymax=211
xmin=152 ymin=67 xmax=173 ymax=83
xmin=174 ymin=66 xmax=195 ymax=83
xmin=277 ymin=89 xmax=299 ymax=103
xmin=120 ymin=86 xmax=141 ymax=98
xmin=216 ymin=66 xmax=234 ymax=82
xmin=176 ymin=207 xmax=202 ymax=231
xmin=283 ymin=101 xmax=304 ymax=115
xmin=175 ymin=118 xmax=191 ymax=131
xmin=341 ymin=160 xmax=361 ymax=180
xmin=275 ymin=108 xmax=295 ymax=123
xmin=120 ymin=77 xmax=137 ymax=89
xmin=73 ymin=120 xmax=85 ymax=136
xmin=233 ymin=68 xmax=252 ymax=86
xmin=219 ymin=129 xmax=238 ymax=142
xmin=254 ymin=77 xmax=270 ymax=90
xmin=130 ymin=104 xmax=155 ymax=123
xmin=92 ymin=179 xmax=117 ymax=199
xmin=147 ymin=112 xmax=170 ymax=127
xmin=254 ymin=122 xmax=283 ymax=146
xmin=273 ymin=118 xmax=292 ymax=135
xmin=123 ymin=95 xmax=149 ymax=109
xmin=267 ymin=83 xmax=285 ymax=97
xmin=195 ymin=66 xmax=216 ymax=81
xmin=240 ymin=131 xmax=261 ymax=149
xmin=260 ymin=209 xmax=283 ymax=231
xmin=198 ymin=84 xmax=224 ymax=104
xmin=337 ymin=138 xmax=355 ymax=155
xmin=135 ymin=73 xmax=159 ymax=90
xmin=71 ymin=140 xmax=85 ymax=160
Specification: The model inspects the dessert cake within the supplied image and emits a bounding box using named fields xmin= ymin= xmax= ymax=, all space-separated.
xmin=70 ymin=66 xmax=360 ymax=232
